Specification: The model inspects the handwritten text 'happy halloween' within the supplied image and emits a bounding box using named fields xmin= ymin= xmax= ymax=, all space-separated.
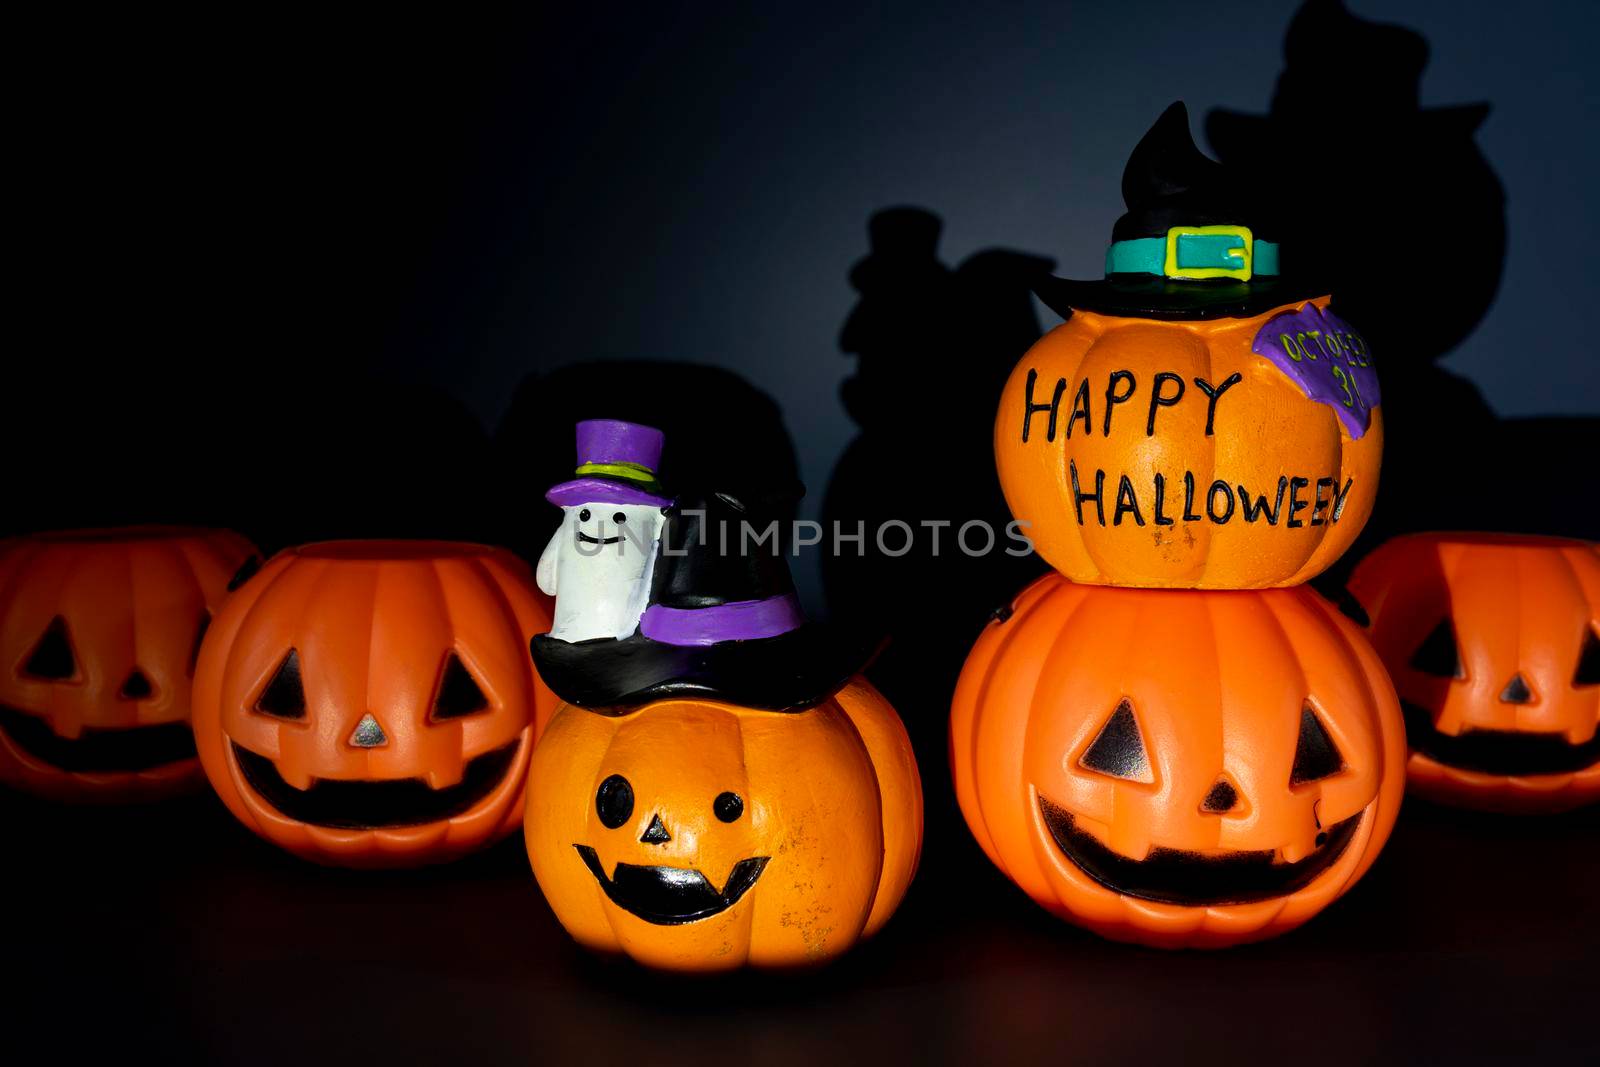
xmin=1020 ymin=367 xmax=1356 ymax=529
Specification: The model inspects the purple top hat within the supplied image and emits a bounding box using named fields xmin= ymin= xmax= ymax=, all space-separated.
xmin=545 ymin=419 xmax=673 ymax=508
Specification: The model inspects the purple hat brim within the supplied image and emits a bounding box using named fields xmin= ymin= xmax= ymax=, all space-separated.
xmin=546 ymin=477 xmax=672 ymax=509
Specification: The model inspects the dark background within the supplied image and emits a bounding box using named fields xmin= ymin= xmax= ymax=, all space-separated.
xmin=11 ymin=0 xmax=1598 ymax=600
xmin=7 ymin=2 xmax=1599 ymax=1064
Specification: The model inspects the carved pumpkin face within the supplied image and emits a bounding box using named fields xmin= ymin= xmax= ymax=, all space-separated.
xmin=0 ymin=527 xmax=257 ymax=802
xmin=525 ymin=679 xmax=922 ymax=970
xmin=951 ymin=575 xmax=1405 ymax=948
xmin=994 ymin=298 xmax=1382 ymax=588
xmin=1349 ymin=533 xmax=1600 ymax=813
xmin=192 ymin=541 xmax=559 ymax=867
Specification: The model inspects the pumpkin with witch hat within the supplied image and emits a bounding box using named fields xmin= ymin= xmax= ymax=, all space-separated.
xmin=996 ymin=102 xmax=1383 ymax=589
xmin=526 ymin=422 xmax=922 ymax=971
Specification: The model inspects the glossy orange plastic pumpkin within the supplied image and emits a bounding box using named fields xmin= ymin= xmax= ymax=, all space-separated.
xmin=1349 ymin=533 xmax=1600 ymax=813
xmin=994 ymin=297 xmax=1382 ymax=588
xmin=525 ymin=678 xmax=922 ymax=970
xmin=0 ymin=527 xmax=257 ymax=802
xmin=192 ymin=541 xmax=559 ymax=867
xmin=951 ymin=574 xmax=1405 ymax=948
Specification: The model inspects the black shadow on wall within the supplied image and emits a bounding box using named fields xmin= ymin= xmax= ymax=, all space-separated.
xmin=821 ymin=207 xmax=1053 ymax=869
xmin=1207 ymin=0 xmax=1598 ymax=572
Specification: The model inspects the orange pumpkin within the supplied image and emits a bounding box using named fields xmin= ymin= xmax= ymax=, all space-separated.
xmin=525 ymin=678 xmax=922 ymax=970
xmin=951 ymin=574 xmax=1405 ymax=948
xmin=192 ymin=540 xmax=559 ymax=867
xmin=0 ymin=527 xmax=257 ymax=802
xmin=994 ymin=296 xmax=1382 ymax=588
xmin=1348 ymin=533 xmax=1600 ymax=813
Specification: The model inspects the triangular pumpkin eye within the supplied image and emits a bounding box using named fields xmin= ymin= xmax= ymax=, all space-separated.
xmin=431 ymin=652 xmax=489 ymax=720
xmin=1290 ymin=704 xmax=1345 ymax=786
xmin=254 ymin=649 xmax=306 ymax=720
xmin=1575 ymin=628 xmax=1600 ymax=687
xmin=22 ymin=616 xmax=77 ymax=681
xmin=1078 ymin=699 xmax=1154 ymax=784
xmin=1409 ymin=619 xmax=1464 ymax=679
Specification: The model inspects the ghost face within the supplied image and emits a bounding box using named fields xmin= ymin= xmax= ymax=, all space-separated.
xmin=538 ymin=503 xmax=667 ymax=643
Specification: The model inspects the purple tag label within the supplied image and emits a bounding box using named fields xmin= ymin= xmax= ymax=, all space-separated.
xmin=1252 ymin=304 xmax=1379 ymax=438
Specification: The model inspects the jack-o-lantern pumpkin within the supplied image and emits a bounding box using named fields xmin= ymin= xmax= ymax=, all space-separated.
xmin=996 ymin=299 xmax=1382 ymax=589
xmin=525 ymin=678 xmax=922 ymax=970
xmin=997 ymin=102 xmax=1382 ymax=589
xmin=0 ymin=527 xmax=257 ymax=802
xmin=1349 ymin=533 xmax=1600 ymax=813
xmin=192 ymin=541 xmax=559 ymax=867
xmin=951 ymin=573 xmax=1405 ymax=948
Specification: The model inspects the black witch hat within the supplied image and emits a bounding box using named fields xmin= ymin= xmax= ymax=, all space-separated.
xmin=1034 ymin=101 xmax=1324 ymax=322
xmin=531 ymin=490 xmax=857 ymax=712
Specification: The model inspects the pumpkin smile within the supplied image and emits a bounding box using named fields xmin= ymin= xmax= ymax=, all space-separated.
xmin=1401 ymin=700 xmax=1600 ymax=776
xmin=573 ymin=844 xmax=769 ymax=925
xmin=0 ymin=704 xmax=196 ymax=772
xmin=1039 ymin=796 xmax=1362 ymax=906
xmin=229 ymin=738 xmax=521 ymax=829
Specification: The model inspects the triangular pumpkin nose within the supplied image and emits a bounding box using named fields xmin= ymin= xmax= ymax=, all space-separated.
xmin=348 ymin=713 xmax=389 ymax=748
xmin=1201 ymin=777 xmax=1239 ymax=814
xmin=1499 ymin=674 xmax=1534 ymax=705
xmin=118 ymin=669 xmax=153 ymax=700
xmin=640 ymin=813 xmax=671 ymax=844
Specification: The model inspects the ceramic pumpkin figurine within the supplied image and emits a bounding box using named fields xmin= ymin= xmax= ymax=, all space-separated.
xmin=1348 ymin=533 xmax=1600 ymax=813
xmin=0 ymin=526 xmax=258 ymax=802
xmin=526 ymin=681 xmax=920 ymax=970
xmin=191 ymin=540 xmax=559 ymax=867
xmin=996 ymin=103 xmax=1382 ymax=589
xmin=950 ymin=573 xmax=1405 ymax=948
xmin=527 ymin=425 xmax=922 ymax=969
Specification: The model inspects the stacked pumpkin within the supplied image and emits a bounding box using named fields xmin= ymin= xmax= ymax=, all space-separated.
xmin=950 ymin=104 xmax=1407 ymax=948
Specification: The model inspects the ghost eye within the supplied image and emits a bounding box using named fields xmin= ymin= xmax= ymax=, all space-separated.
xmin=596 ymin=774 xmax=634 ymax=828
xmin=254 ymin=649 xmax=307 ymax=720
xmin=1078 ymin=699 xmax=1153 ymax=783
xmin=1290 ymin=704 xmax=1345 ymax=786
xmin=21 ymin=616 xmax=77 ymax=681
xmin=431 ymin=652 xmax=489 ymax=720
xmin=578 ymin=508 xmax=592 ymax=522
xmin=1409 ymin=619 xmax=1464 ymax=679
xmin=613 ymin=512 xmax=627 ymax=525
xmin=713 ymin=791 xmax=744 ymax=822
xmin=1575 ymin=628 xmax=1600 ymax=687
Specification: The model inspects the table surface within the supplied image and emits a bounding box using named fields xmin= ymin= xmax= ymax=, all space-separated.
xmin=9 ymin=778 xmax=1597 ymax=1066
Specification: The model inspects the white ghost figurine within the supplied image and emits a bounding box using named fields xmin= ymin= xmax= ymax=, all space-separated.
xmin=535 ymin=419 xmax=673 ymax=643
xmin=537 ymin=503 xmax=666 ymax=642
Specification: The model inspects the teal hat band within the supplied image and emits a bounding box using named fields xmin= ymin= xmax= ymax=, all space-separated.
xmin=1105 ymin=225 xmax=1278 ymax=281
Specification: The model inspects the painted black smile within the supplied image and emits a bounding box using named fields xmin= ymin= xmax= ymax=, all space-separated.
xmin=1039 ymin=796 xmax=1362 ymax=906
xmin=0 ymin=704 xmax=196 ymax=772
xmin=574 ymin=844 xmax=769 ymax=925
xmin=231 ymin=738 xmax=519 ymax=829
xmin=1402 ymin=700 xmax=1600 ymax=776
xmin=575 ymin=532 xmax=624 ymax=546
